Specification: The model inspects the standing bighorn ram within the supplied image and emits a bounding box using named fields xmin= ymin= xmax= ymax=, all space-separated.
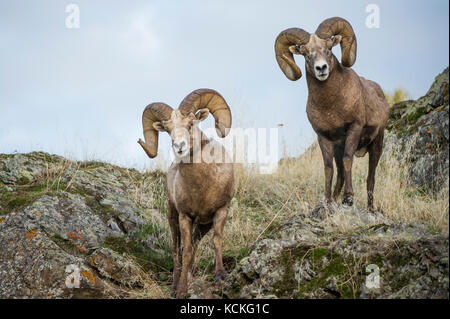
xmin=138 ymin=89 xmax=234 ymax=298
xmin=275 ymin=17 xmax=390 ymax=210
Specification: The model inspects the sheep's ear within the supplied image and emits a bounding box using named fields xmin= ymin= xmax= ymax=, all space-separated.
xmin=152 ymin=121 xmax=165 ymax=132
xmin=289 ymin=44 xmax=305 ymax=55
xmin=328 ymin=35 xmax=342 ymax=47
xmin=195 ymin=108 xmax=210 ymax=121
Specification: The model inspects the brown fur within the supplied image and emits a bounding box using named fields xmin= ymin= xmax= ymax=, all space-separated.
xmin=276 ymin=18 xmax=390 ymax=210
xmin=166 ymin=139 xmax=234 ymax=298
xmin=305 ymin=54 xmax=389 ymax=209
xmin=138 ymin=89 xmax=234 ymax=298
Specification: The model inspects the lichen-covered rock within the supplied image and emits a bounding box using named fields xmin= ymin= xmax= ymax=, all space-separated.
xmin=99 ymin=195 xmax=144 ymax=233
xmin=0 ymin=152 xmax=64 ymax=185
xmin=386 ymin=67 xmax=449 ymax=190
xmin=0 ymin=208 xmax=109 ymax=298
xmin=89 ymin=247 xmax=141 ymax=287
xmin=188 ymin=204 xmax=448 ymax=299
xmin=0 ymin=153 xmax=169 ymax=298
xmin=23 ymin=193 xmax=123 ymax=251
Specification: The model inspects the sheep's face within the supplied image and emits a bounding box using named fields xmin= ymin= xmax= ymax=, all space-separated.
xmin=153 ymin=109 xmax=209 ymax=158
xmin=289 ymin=34 xmax=341 ymax=81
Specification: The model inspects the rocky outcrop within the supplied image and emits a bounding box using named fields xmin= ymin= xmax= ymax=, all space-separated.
xmin=0 ymin=153 xmax=170 ymax=298
xmin=188 ymin=204 xmax=449 ymax=299
xmin=386 ymin=67 xmax=449 ymax=190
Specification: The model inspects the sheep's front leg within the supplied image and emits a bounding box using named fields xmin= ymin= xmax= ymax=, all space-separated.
xmin=318 ymin=135 xmax=335 ymax=203
xmin=333 ymin=143 xmax=345 ymax=200
xmin=342 ymin=123 xmax=363 ymax=206
xmin=213 ymin=206 xmax=228 ymax=281
xmin=177 ymin=213 xmax=193 ymax=299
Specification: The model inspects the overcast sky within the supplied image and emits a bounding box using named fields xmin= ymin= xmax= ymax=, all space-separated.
xmin=0 ymin=0 xmax=448 ymax=170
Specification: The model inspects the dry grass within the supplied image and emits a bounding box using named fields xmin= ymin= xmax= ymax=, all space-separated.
xmin=190 ymin=138 xmax=448 ymax=278
xmin=123 ymin=260 xmax=170 ymax=299
xmin=97 ymin=256 xmax=169 ymax=299
xmin=33 ymin=156 xmax=80 ymax=192
xmin=353 ymin=150 xmax=449 ymax=232
xmin=83 ymin=136 xmax=448 ymax=297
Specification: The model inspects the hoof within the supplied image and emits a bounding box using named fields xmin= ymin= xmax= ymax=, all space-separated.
xmin=342 ymin=196 xmax=353 ymax=206
xmin=215 ymin=273 xmax=227 ymax=282
xmin=175 ymin=285 xmax=188 ymax=299
xmin=176 ymin=291 xmax=187 ymax=299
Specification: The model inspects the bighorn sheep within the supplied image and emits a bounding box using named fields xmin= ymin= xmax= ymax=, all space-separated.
xmin=275 ymin=17 xmax=390 ymax=210
xmin=138 ymin=89 xmax=234 ymax=298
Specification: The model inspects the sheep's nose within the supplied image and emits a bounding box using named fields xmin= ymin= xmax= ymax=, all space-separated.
xmin=315 ymin=64 xmax=328 ymax=72
xmin=173 ymin=140 xmax=187 ymax=153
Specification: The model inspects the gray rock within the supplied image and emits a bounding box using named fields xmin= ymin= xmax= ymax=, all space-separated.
xmin=89 ymin=247 xmax=141 ymax=287
xmin=0 ymin=153 xmax=167 ymax=298
xmin=188 ymin=204 xmax=448 ymax=299
xmin=0 ymin=153 xmax=49 ymax=185
xmin=21 ymin=192 xmax=123 ymax=250
xmin=386 ymin=67 xmax=449 ymax=191
xmin=0 ymin=207 xmax=110 ymax=298
xmin=107 ymin=219 xmax=122 ymax=232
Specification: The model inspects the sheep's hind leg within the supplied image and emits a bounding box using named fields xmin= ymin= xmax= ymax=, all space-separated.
xmin=212 ymin=205 xmax=229 ymax=281
xmin=367 ymin=132 xmax=384 ymax=212
xmin=168 ymin=203 xmax=181 ymax=294
xmin=176 ymin=213 xmax=193 ymax=299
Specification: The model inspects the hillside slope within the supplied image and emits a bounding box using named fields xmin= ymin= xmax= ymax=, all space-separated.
xmin=0 ymin=154 xmax=170 ymax=298
xmin=0 ymin=68 xmax=448 ymax=299
xmin=386 ymin=67 xmax=449 ymax=190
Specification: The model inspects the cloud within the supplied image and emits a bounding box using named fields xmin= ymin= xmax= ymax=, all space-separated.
xmin=0 ymin=0 xmax=448 ymax=170
xmin=120 ymin=13 xmax=159 ymax=55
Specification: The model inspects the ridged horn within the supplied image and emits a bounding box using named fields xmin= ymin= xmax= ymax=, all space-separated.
xmin=178 ymin=89 xmax=231 ymax=138
xmin=274 ymin=28 xmax=310 ymax=81
xmin=315 ymin=17 xmax=357 ymax=67
xmin=139 ymin=102 xmax=173 ymax=158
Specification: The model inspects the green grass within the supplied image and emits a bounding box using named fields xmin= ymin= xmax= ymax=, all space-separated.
xmin=102 ymin=235 xmax=173 ymax=276
xmin=273 ymin=246 xmax=363 ymax=299
xmin=16 ymin=176 xmax=31 ymax=185
xmin=51 ymin=233 xmax=90 ymax=256
xmin=0 ymin=186 xmax=41 ymax=215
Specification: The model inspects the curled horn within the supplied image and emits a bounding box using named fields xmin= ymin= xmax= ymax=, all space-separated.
xmin=274 ymin=28 xmax=310 ymax=81
xmin=315 ymin=17 xmax=357 ymax=67
xmin=178 ymin=89 xmax=232 ymax=138
xmin=139 ymin=102 xmax=173 ymax=158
